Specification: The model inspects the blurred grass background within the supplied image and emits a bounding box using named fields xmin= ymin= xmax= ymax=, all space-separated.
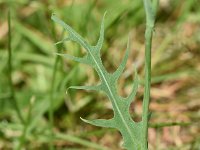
xmin=0 ymin=0 xmax=200 ymax=149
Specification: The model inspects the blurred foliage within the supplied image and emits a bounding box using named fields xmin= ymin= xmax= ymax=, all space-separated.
xmin=0 ymin=0 xmax=200 ymax=149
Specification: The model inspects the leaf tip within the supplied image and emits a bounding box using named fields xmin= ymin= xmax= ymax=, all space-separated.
xmin=51 ymin=13 xmax=56 ymax=19
xmin=66 ymin=87 xmax=71 ymax=95
xmin=103 ymin=11 xmax=107 ymax=17
xmin=53 ymin=52 xmax=58 ymax=55
xmin=80 ymin=117 xmax=88 ymax=123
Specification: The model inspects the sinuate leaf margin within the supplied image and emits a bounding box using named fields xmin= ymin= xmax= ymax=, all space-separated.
xmin=51 ymin=13 xmax=143 ymax=150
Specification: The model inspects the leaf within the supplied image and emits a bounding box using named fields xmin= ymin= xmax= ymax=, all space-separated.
xmin=94 ymin=12 xmax=106 ymax=52
xmin=112 ymin=37 xmax=130 ymax=81
xmin=80 ymin=117 xmax=115 ymax=128
xmin=52 ymin=13 xmax=143 ymax=150
xmin=55 ymin=53 xmax=91 ymax=65
xmin=66 ymin=84 xmax=102 ymax=93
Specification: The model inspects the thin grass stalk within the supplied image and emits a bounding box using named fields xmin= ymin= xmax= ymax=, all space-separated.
xmin=48 ymin=20 xmax=64 ymax=150
xmin=48 ymin=3 xmax=61 ymax=149
xmin=48 ymin=50 xmax=60 ymax=150
xmin=17 ymin=97 xmax=35 ymax=150
xmin=48 ymin=2 xmax=75 ymax=149
xmin=7 ymin=10 xmax=24 ymax=124
xmin=48 ymin=23 xmax=56 ymax=150
xmin=149 ymin=122 xmax=191 ymax=128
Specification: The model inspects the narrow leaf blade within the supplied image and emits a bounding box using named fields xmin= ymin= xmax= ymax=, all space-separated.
xmin=112 ymin=37 xmax=130 ymax=80
xmin=66 ymin=85 xmax=102 ymax=93
xmin=95 ymin=12 xmax=106 ymax=51
xmin=80 ymin=117 xmax=115 ymax=128
xmin=55 ymin=53 xmax=90 ymax=65
xmin=126 ymin=69 xmax=139 ymax=105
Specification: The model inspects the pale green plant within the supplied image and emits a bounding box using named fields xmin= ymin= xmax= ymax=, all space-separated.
xmin=142 ymin=0 xmax=158 ymax=149
xmin=51 ymin=0 xmax=157 ymax=149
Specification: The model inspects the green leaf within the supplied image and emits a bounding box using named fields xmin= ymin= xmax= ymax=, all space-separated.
xmin=55 ymin=53 xmax=91 ymax=65
xmin=95 ymin=12 xmax=106 ymax=52
xmin=66 ymin=84 xmax=102 ymax=92
xmin=112 ymin=37 xmax=130 ymax=81
xmin=125 ymin=69 xmax=139 ymax=105
xmin=80 ymin=117 xmax=115 ymax=128
xmin=52 ymin=13 xmax=143 ymax=150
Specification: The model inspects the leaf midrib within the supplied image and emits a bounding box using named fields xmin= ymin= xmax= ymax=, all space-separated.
xmin=91 ymin=53 xmax=135 ymax=144
xmin=69 ymin=26 xmax=136 ymax=147
xmin=85 ymin=51 xmax=135 ymax=146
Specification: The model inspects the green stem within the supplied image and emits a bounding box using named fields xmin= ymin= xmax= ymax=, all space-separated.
xmin=48 ymin=25 xmax=56 ymax=150
xmin=142 ymin=26 xmax=153 ymax=149
xmin=149 ymin=122 xmax=191 ymax=128
xmin=17 ymin=97 xmax=34 ymax=150
xmin=48 ymin=50 xmax=59 ymax=150
xmin=48 ymin=20 xmax=64 ymax=150
xmin=142 ymin=0 xmax=157 ymax=149
xmin=8 ymin=10 xmax=24 ymax=124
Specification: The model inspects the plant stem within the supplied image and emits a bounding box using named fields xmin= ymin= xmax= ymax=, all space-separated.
xmin=48 ymin=50 xmax=59 ymax=150
xmin=17 ymin=96 xmax=35 ymax=150
xmin=48 ymin=26 xmax=56 ymax=150
xmin=149 ymin=122 xmax=191 ymax=128
xmin=48 ymin=20 xmax=64 ymax=150
xmin=142 ymin=26 xmax=153 ymax=150
xmin=8 ymin=10 xmax=24 ymax=124
xmin=142 ymin=0 xmax=157 ymax=149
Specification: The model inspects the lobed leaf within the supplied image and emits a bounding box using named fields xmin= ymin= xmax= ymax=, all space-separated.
xmin=52 ymin=13 xmax=143 ymax=150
